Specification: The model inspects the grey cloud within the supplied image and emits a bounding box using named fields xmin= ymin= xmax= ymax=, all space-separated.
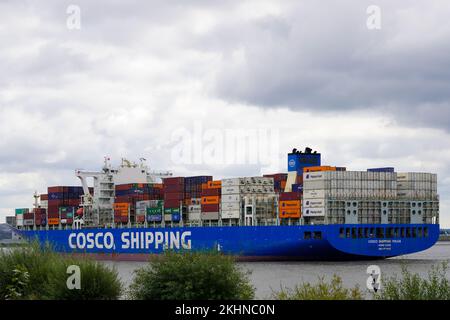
xmin=207 ymin=1 xmax=450 ymax=130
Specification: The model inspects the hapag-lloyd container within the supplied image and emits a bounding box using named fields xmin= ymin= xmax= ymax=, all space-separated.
xmin=303 ymin=198 xmax=326 ymax=208
xmin=221 ymin=202 xmax=240 ymax=211
xmin=303 ymin=207 xmax=326 ymax=217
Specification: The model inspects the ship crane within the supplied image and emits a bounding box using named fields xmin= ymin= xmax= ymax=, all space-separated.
xmin=75 ymin=157 xmax=172 ymax=228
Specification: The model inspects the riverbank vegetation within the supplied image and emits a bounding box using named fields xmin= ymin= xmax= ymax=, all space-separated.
xmin=373 ymin=262 xmax=450 ymax=300
xmin=273 ymin=274 xmax=363 ymax=300
xmin=1 ymin=243 xmax=449 ymax=300
xmin=0 ymin=242 xmax=122 ymax=300
xmin=127 ymin=251 xmax=255 ymax=300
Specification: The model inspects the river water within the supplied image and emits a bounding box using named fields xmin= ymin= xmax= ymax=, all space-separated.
xmin=101 ymin=242 xmax=450 ymax=299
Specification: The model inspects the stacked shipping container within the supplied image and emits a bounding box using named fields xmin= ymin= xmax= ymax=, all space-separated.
xmin=201 ymin=180 xmax=221 ymax=220
xmin=221 ymin=177 xmax=275 ymax=221
xmin=397 ymin=173 xmax=438 ymax=200
xmin=114 ymin=183 xmax=164 ymax=224
xmin=48 ymin=186 xmax=84 ymax=225
xmin=163 ymin=177 xmax=185 ymax=222
xmin=279 ymin=192 xmax=302 ymax=219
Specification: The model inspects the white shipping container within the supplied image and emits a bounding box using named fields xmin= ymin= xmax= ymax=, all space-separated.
xmin=136 ymin=200 xmax=151 ymax=209
xmin=303 ymin=172 xmax=328 ymax=181
xmin=303 ymin=180 xmax=327 ymax=190
xmin=303 ymin=198 xmax=326 ymax=208
xmin=303 ymin=189 xmax=325 ymax=199
xmin=221 ymin=186 xmax=241 ymax=194
xmin=221 ymin=210 xmax=240 ymax=219
xmin=188 ymin=205 xmax=201 ymax=213
xmin=188 ymin=212 xmax=201 ymax=221
xmin=222 ymin=178 xmax=245 ymax=187
xmin=303 ymin=207 xmax=326 ymax=217
xmin=136 ymin=208 xmax=146 ymax=215
xmin=222 ymin=194 xmax=241 ymax=203
xmin=201 ymin=212 xmax=219 ymax=220
xmin=221 ymin=202 xmax=240 ymax=211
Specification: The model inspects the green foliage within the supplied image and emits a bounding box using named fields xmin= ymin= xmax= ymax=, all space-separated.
xmin=4 ymin=265 xmax=30 ymax=300
xmin=273 ymin=274 xmax=363 ymax=300
xmin=374 ymin=262 xmax=450 ymax=300
xmin=127 ymin=251 xmax=255 ymax=300
xmin=0 ymin=242 xmax=122 ymax=300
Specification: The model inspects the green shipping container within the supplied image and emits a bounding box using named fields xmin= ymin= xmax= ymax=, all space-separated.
xmin=15 ymin=208 xmax=29 ymax=215
xmin=147 ymin=207 xmax=163 ymax=215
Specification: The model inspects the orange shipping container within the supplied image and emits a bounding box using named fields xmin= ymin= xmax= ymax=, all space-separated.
xmin=153 ymin=183 xmax=163 ymax=189
xmin=279 ymin=209 xmax=301 ymax=219
xmin=279 ymin=200 xmax=301 ymax=209
xmin=201 ymin=183 xmax=208 ymax=191
xmin=201 ymin=196 xmax=220 ymax=205
xmin=114 ymin=203 xmax=129 ymax=210
xmin=207 ymin=180 xmax=222 ymax=189
xmin=48 ymin=218 xmax=60 ymax=225
xmin=280 ymin=180 xmax=287 ymax=189
xmin=304 ymin=166 xmax=336 ymax=173
xmin=114 ymin=209 xmax=129 ymax=216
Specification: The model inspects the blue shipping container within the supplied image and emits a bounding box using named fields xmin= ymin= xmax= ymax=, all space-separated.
xmin=172 ymin=213 xmax=181 ymax=222
xmin=48 ymin=192 xmax=64 ymax=200
xmin=147 ymin=215 xmax=162 ymax=222
xmin=292 ymin=184 xmax=303 ymax=192
xmin=367 ymin=167 xmax=395 ymax=173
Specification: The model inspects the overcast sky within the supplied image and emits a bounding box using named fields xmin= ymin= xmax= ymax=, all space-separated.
xmin=1 ymin=0 xmax=449 ymax=226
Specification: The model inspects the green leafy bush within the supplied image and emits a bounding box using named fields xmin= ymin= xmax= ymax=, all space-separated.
xmin=374 ymin=262 xmax=450 ymax=300
xmin=127 ymin=251 xmax=254 ymax=300
xmin=0 ymin=242 xmax=122 ymax=300
xmin=273 ymin=274 xmax=363 ymax=300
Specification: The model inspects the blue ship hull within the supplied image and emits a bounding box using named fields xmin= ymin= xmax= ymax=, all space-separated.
xmin=20 ymin=224 xmax=440 ymax=261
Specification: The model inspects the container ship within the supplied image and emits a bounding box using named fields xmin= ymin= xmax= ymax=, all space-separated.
xmin=8 ymin=148 xmax=440 ymax=261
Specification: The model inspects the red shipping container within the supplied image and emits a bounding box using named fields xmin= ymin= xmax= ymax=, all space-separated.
xmin=48 ymin=186 xmax=64 ymax=193
xmin=136 ymin=215 xmax=145 ymax=223
xmin=23 ymin=213 xmax=34 ymax=220
xmin=115 ymin=184 xmax=134 ymax=191
xmin=201 ymin=204 xmax=220 ymax=212
xmin=163 ymin=184 xmax=184 ymax=193
xmin=164 ymin=199 xmax=182 ymax=208
xmin=66 ymin=199 xmax=80 ymax=206
xmin=40 ymin=194 xmax=49 ymax=201
xmin=163 ymin=177 xmax=185 ymax=185
xmin=164 ymin=192 xmax=184 ymax=200
xmin=201 ymin=188 xmax=221 ymax=196
xmin=279 ymin=192 xmax=301 ymax=201
xmin=48 ymin=213 xmax=59 ymax=219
